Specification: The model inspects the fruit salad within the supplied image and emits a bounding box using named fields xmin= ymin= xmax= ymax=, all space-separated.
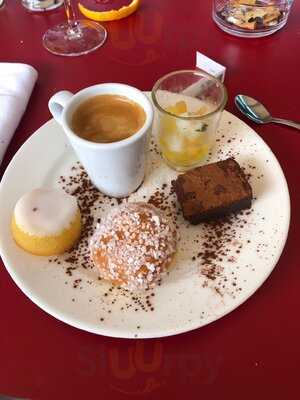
xmin=156 ymin=95 xmax=219 ymax=171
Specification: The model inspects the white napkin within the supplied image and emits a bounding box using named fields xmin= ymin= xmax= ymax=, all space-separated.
xmin=0 ymin=63 xmax=38 ymax=165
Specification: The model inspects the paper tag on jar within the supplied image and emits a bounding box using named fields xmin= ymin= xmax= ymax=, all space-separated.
xmin=196 ymin=51 xmax=226 ymax=82
xmin=181 ymin=52 xmax=226 ymax=97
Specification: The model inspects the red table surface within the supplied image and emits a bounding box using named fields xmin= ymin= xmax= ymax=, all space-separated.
xmin=1 ymin=1 xmax=300 ymax=399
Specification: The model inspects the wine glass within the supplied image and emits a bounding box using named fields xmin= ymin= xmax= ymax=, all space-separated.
xmin=43 ymin=0 xmax=107 ymax=56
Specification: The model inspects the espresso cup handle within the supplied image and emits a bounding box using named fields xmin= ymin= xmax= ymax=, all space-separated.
xmin=48 ymin=91 xmax=74 ymax=124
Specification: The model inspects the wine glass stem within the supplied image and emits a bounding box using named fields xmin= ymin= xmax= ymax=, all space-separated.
xmin=64 ymin=0 xmax=82 ymax=37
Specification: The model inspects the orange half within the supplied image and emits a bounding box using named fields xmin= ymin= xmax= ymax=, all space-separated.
xmin=78 ymin=0 xmax=141 ymax=22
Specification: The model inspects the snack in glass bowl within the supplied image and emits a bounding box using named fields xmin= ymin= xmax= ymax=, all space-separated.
xmin=213 ymin=0 xmax=294 ymax=38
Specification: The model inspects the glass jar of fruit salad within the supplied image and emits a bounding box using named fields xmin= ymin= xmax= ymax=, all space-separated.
xmin=152 ymin=69 xmax=227 ymax=171
xmin=213 ymin=1 xmax=294 ymax=38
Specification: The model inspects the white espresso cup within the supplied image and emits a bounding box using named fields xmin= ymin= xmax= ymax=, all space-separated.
xmin=48 ymin=83 xmax=153 ymax=198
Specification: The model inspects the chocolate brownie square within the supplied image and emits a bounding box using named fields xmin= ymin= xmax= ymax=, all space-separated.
xmin=172 ymin=158 xmax=252 ymax=224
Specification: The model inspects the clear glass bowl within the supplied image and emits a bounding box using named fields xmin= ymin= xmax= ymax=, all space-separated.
xmin=22 ymin=0 xmax=63 ymax=12
xmin=152 ymin=70 xmax=227 ymax=171
xmin=213 ymin=0 xmax=294 ymax=38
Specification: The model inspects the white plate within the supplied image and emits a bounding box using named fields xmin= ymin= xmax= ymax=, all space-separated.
xmin=0 ymin=94 xmax=290 ymax=339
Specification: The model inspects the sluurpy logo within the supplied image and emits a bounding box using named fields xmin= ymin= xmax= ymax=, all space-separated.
xmin=78 ymin=341 xmax=163 ymax=394
xmin=78 ymin=341 xmax=223 ymax=395
xmin=108 ymin=10 xmax=164 ymax=66
xmin=109 ymin=341 xmax=163 ymax=394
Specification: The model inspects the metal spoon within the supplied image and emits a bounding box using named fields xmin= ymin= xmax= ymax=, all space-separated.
xmin=235 ymin=94 xmax=300 ymax=130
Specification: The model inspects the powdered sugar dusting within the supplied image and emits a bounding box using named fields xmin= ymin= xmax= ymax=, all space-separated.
xmin=90 ymin=203 xmax=177 ymax=291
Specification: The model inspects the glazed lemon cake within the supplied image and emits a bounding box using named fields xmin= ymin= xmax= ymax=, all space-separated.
xmin=11 ymin=188 xmax=81 ymax=256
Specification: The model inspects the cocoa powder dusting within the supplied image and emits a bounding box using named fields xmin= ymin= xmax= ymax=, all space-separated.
xmin=50 ymin=164 xmax=157 ymax=313
xmin=56 ymin=164 xmax=102 ymax=275
xmin=195 ymin=209 xmax=253 ymax=296
xmin=49 ymin=141 xmax=260 ymax=313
